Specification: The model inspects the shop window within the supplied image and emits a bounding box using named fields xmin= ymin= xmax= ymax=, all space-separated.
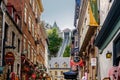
xmin=113 ymin=33 xmax=120 ymax=66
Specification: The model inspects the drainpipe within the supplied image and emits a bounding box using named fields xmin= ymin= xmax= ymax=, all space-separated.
xmin=1 ymin=1 xmax=6 ymax=66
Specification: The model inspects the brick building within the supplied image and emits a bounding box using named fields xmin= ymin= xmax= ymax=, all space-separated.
xmin=0 ymin=0 xmax=49 ymax=80
xmin=0 ymin=0 xmax=22 ymax=79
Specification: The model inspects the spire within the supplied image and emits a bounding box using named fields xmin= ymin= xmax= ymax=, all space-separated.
xmin=53 ymin=21 xmax=58 ymax=28
xmin=52 ymin=21 xmax=60 ymax=32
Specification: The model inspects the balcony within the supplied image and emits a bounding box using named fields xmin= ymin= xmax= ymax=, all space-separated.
xmin=80 ymin=26 xmax=96 ymax=54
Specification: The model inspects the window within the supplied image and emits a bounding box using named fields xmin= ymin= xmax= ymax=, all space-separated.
xmin=35 ymin=31 xmax=37 ymax=41
xmin=5 ymin=23 xmax=9 ymax=41
xmin=31 ymin=49 xmax=33 ymax=62
xmin=32 ymin=0 xmax=35 ymax=11
xmin=63 ymin=62 xmax=67 ymax=68
xmin=12 ymin=32 xmax=15 ymax=46
xmin=30 ymin=0 xmax=32 ymax=5
xmin=61 ymin=71 xmax=63 ymax=75
xmin=18 ymin=39 xmax=20 ymax=52
xmin=35 ymin=6 xmax=38 ymax=18
xmin=28 ymin=44 xmax=30 ymax=59
xmin=23 ymin=38 xmax=26 ymax=50
xmin=32 ymin=23 xmax=34 ymax=37
xmin=34 ymin=53 xmax=36 ymax=64
xmin=55 ymin=71 xmax=57 ymax=75
xmin=76 ymin=41 xmax=78 ymax=47
xmin=28 ymin=16 xmax=31 ymax=31
xmin=54 ymin=62 xmax=59 ymax=68
xmin=24 ymin=4 xmax=27 ymax=23
xmin=17 ymin=64 xmax=19 ymax=75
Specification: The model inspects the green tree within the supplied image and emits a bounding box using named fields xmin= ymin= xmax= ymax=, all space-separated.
xmin=47 ymin=28 xmax=62 ymax=56
xmin=63 ymin=45 xmax=70 ymax=57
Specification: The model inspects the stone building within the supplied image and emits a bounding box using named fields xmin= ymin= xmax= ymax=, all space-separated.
xmin=0 ymin=0 xmax=49 ymax=79
xmin=74 ymin=0 xmax=99 ymax=79
xmin=0 ymin=0 xmax=22 ymax=79
xmin=49 ymin=57 xmax=70 ymax=80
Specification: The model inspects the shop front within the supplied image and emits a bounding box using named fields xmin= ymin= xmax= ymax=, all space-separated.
xmin=21 ymin=54 xmax=35 ymax=80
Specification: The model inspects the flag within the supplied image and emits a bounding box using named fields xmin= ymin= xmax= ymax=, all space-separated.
xmin=89 ymin=0 xmax=98 ymax=27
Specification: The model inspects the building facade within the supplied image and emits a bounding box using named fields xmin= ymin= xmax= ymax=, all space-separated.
xmin=95 ymin=0 xmax=120 ymax=80
xmin=75 ymin=0 xmax=99 ymax=79
xmin=75 ymin=0 xmax=120 ymax=80
xmin=0 ymin=0 xmax=22 ymax=79
xmin=49 ymin=57 xmax=70 ymax=80
xmin=0 ymin=0 xmax=49 ymax=80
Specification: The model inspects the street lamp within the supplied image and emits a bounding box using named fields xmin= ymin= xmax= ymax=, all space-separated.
xmin=106 ymin=51 xmax=112 ymax=59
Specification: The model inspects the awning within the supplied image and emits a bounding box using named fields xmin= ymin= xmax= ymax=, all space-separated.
xmin=63 ymin=71 xmax=78 ymax=79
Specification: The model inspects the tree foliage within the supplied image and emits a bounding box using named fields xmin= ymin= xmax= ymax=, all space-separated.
xmin=63 ymin=45 xmax=70 ymax=57
xmin=47 ymin=28 xmax=62 ymax=56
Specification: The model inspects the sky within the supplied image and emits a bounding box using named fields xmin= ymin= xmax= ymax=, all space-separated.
xmin=41 ymin=0 xmax=75 ymax=30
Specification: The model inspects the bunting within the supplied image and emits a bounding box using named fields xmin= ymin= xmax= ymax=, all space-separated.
xmin=89 ymin=0 xmax=98 ymax=27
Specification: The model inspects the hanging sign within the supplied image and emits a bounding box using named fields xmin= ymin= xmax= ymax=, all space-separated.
xmin=5 ymin=52 xmax=15 ymax=65
xmin=91 ymin=58 xmax=96 ymax=66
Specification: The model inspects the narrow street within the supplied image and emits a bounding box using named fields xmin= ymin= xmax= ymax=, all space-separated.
xmin=0 ymin=0 xmax=120 ymax=80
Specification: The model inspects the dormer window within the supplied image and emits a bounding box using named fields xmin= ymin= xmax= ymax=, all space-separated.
xmin=54 ymin=62 xmax=59 ymax=68
xmin=63 ymin=62 xmax=67 ymax=68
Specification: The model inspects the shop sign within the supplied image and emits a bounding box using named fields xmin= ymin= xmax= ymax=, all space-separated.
xmin=91 ymin=58 xmax=96 ymax=66
xmin=5 ymin=52 xmax=15 ymax=65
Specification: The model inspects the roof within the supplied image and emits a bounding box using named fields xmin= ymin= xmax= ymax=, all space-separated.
xmin=63 ymin=28 xmax=71 ymax=32
xmin=49 ymin=57 xmax=70 ymax=68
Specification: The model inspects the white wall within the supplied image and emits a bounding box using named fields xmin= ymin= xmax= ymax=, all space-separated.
xmin=99 ymin=30 xmax=120 ymax=80
xmin=100 ymin=0 xmax=114 ymax=27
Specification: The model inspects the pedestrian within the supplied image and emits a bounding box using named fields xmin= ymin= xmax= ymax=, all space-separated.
xmin=9 ymin=72 xmax=15 ymax=80
xmin=108 ymin=56 xmax=120 ymax=80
